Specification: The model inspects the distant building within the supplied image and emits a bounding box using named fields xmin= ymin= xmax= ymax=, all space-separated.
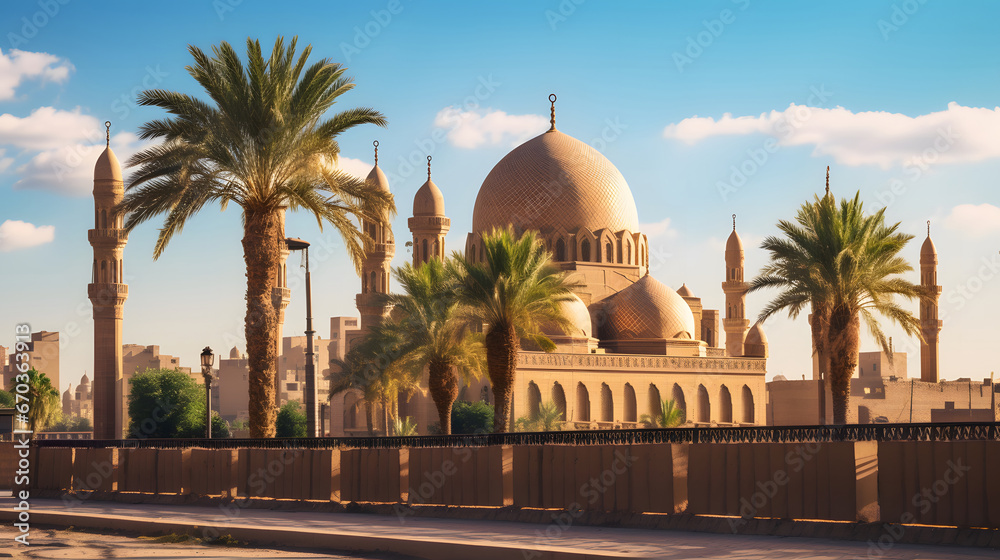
xmin=62 ymin=374 xmax=93 ymax=421
xmin=3 ymin=331 xmax=60 ymax=391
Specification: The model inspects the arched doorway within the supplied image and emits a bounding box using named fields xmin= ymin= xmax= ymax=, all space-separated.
xmin=551 ymin=382 xmax=567 ymax=421
xmin=719 ymin=385 xmax=733 ymax=424
xmin=575 ymin=382 xmax=590 ymax=422
xmin=580 ymin=239 xmax=591 ymax=262
xmin=697 ymin=384 xmax=710 ymax=423
xmin=742 ymin=385 xmax=754 ymax=423
xmin=555 ymin=238 xmax=566 ymax=261
xmin=600 ymin=383 xmax=613 ymax=422
xmin=648 ymin=383 xmax=662 ymax=421
xmin=623 ymin=383 xmax=637 ymax=423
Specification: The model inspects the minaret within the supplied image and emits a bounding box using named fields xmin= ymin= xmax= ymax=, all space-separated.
xmin=919 ymin=221 xmax=942 ymax=382
xmin=272 ymin=207 xmax=291 ymax=407
xmin=722 ymin=214 xmax=750 ymax=357
xmin=89 ymin=121 xmax=128 ymax=439
xmin=356 ymin=141 xmax=395 ymax=331
xmin=408 ymin=155 xmax=450 ymax=266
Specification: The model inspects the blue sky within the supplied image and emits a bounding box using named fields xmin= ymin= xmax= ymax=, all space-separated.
xmin=2 ymin=0 xmax=999 ymax=391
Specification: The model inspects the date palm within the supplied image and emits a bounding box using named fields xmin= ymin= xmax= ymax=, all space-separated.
xmin=751 ymin=192 xmax=923 ymax=424
xmin=8 ymin=368 xmax=60 ymax=431
xmin=450 ymin=228 xmax=578 ymax=433
xmin=382 ymin=259 xmax=485 ymax=435
xmin=119 ymin=37 xmax=391 ymax=437
xmin=640 ymin=398 xmax=685 ymax=428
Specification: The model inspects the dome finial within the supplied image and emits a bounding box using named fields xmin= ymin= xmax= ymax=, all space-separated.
xmin=373 ymin=140 xmax=379 ymax=166
xmin=732 ymin=213 xmax=737 ymax=231
xmin=427 ymin=155 xmax=432 ymax=181
xmin=927 ymin=220 xmax=931 ymax=237
xmin=105 ymin=121 xmax=111 ymax=147
xmin=548 ymin=94 xmax=557 ymax=132
xmin=825 ymin=166 xmax=830 ymax=196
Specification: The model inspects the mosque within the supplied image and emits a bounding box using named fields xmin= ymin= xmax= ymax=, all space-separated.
xmin=327 ymin=97 xmax=768 ymax=433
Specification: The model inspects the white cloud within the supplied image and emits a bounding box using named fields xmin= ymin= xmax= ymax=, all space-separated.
xmin=0 ymin=106 xmax=101 ymax=151
xmin=663 ymin=102 xmax=1000 ymax=169
xmin=0 ymin=220 xmax=55 ymax=252
xmin=943 ymin=203 xmax=1000 ymax=237
xmin=13 ymin=132 xmax=143 ymax=196
xmin=433 ymin=107 xmax=547 ymax=149
xmin=639 ymin=217 xmax=679 ymax=240
xmin=0 ymin=48 xmax=73 ymax=100
xmin=331 ymin=156 xmax=372 ymax=180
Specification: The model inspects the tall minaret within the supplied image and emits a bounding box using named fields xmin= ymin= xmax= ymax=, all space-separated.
xmin=356 ymin=141 xmax=395 ymax=331
xmin=723 ymin=214 xmax=750 ymax=357
xmin=919 ymin=220 xmax=942 ymax=382
xmin=272 ymin=207 xmax=291 ymax=407
xmin=89 ymin=121 xmax=128 ymax=439
xmin=408 ymin=155 xmax=450 ymax=266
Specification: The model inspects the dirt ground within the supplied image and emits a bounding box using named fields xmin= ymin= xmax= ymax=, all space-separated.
xmin=0 ymin=525 xmax=414 ymax=559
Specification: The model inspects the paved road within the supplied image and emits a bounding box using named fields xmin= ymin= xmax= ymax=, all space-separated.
xmin=0 ymin=525 xmax=412 ymax=559
xmin=2 ymin=498 xmax=997 ymax=559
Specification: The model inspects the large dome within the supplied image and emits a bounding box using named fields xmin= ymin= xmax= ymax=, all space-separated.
xmin=600 ymin=275 xmax=696 ymax=341
xmin=472 ymin=129 xmax=639 ymax=235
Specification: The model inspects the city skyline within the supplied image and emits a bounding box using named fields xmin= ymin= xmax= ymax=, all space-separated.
xmin=2 ymin=1 xmax=999 ymax=391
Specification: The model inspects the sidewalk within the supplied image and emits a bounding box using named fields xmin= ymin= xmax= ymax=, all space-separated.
xmin=1 ymin=497 xmax=997 ymax=560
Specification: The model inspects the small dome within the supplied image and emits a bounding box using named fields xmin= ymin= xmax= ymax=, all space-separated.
xmin=543 ymin=293 xmax=593 ymax=339
xmin=366 ymin=164 xmax=390 ymax=193
xmin=229 ymin=346 xmax=240 ymax=359
xmin=920 ymin=235 xmax=937 ymax=262
xmin=744 ymin=322 xmax=768 ymax=358
xmin=601 ymin=275 xmax=696 ymax=341
xmin=413 ymin=179 xmax=445 ymax=217
xmin=80 ymin=373 xmax=90 ymax=384
xmin=94 ymin=146 xmax=122 ymax=182
xmin=676 ymin=283 xmax=695 ymax=298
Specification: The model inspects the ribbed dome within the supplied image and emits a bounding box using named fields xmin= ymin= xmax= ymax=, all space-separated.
xmin=676 ymin=283 xmax=695 ymax=298
xmin=80 ymin=374 xmax=90 ymax=384
xmin=744 ymin=322 xmax=768 ymax=358
xmin=726 ymin=229 xmax=743 ymax=256
xmin=94 ymin=146 xmax=122 ymax=182
xmin=745 ymin=323 xmax=767 ymax=346
xmin=472 ymin=129 xmax=639 ymax=235
xmin=543 ymin=293 xmax=593 ymax=339
xmin=413 ymin=179 xmax=445 ymax=216
xmin=601 ymin=275 xmax=696 ymax=341
xmin=366 ymin=164 xmax=390 ymax=193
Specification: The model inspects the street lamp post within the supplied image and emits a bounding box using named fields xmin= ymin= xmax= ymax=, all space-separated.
xmin=201 ymin=346 xmax=214 ymax=438
xmin=286 ymin=237 xmax=317 ymax=437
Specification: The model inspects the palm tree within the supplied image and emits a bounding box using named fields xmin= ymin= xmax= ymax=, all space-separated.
xmin=8 ymin=368 xmax=60 ymax=431
xmin=639 ymin=399 xmax=685 ymax=428
xmin=329 ymin=323 xmax=419 ymax=435
xmin=451 ymin=228 xmax=578 ymax=432
xmin=751 ymin=192 xmax=923 ymax=424
xmin=514 ymin=400 xmax=563 ymax=432
xmin=119 ymin=37 xmax=391 ymax=437
xmin=382 ymin=259 xmax=485 ymax=435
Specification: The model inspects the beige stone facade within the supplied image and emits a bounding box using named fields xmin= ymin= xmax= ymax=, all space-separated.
xmin=3 ymin=331 xmax=59 ymax=391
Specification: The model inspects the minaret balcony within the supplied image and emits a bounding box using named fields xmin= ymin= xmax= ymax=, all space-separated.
xmin=364 ymin=242 xmax=396 ymax=257
xmin=408 ymin=216 xmax=452 ymax=229
xmin=271 ymin=286 xmax=291 ymax=308
xmin=88 ymin=283 xmax=129 ymax=305
xmin=88 ymin=229 xmax=129 ymax=244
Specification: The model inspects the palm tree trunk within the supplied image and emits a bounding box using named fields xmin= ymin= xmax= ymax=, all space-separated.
xmin=243 ymin=210 xmax=281 ymax=438
xmin=811 ymin=304 xmax=831 ymax=424
xmin=828 ymin=306 xmax=860 ymax=425
xmin=365 ymin=400 xmax=374 ymax=435
xmin=428 ymin=359 xmax=458 ymax=435
xmin=485 ymin=324 xmax=519 ymax=433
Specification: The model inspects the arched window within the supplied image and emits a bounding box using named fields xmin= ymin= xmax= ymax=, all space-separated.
xmin=433 ymin=239 xmax=439 ymax=258
xmin=647 ymin=383 xmax=661 ymax=421
xmin=671 ymin=384 xmax=686 ymax=421
xmin=742 ymin=385 xmax=754 ymax=423
xmin=551 ymin=382 xmax=567 ymax=421
xmin=605 ymin=241 xmax=613 ymax=263
xmin=370 ymin=270 xmax=377 ymax=292
xmin=100 ymin=209 xmax=107 ymax=229
xmin=575 ymin=382 xmax=590 ymax=422
xmin=580 ymin=239 xmax=591 ymax=262
xmin=527 ymin=382 xmax=541 ymax=420
xmin=626 ymin=240 xmax=632 ymax=264
xmin=600 ymin=383 xmax=613 ymax=422
xmin=697 ymin=384 xmax=711 ymax=423
xmin=616 ymin=239 xmax=623 ymax=264
xmin=421 ymin=239 xmax=428 ymax=262
xmin=719 ymin=385 xmax=733 ymax=424
xmin=555 ymin=238 xmax=566 ymax=261
xmin=100 ymin=261 xmax=107 ymax=282
xmin=111 ymin=260 xmax=117 ymax=284
xmin=623 ymin=383 xmax=637 ymax=423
